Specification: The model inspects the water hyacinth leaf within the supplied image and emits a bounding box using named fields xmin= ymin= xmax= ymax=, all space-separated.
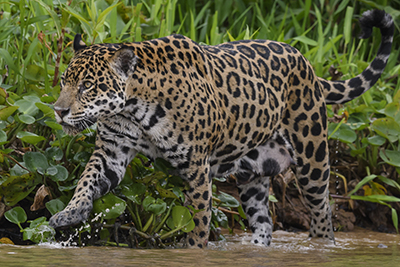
xmin=23 ymin=223 xmax=55 ymax=243
xmin=328 ymin=123 xmax=357 ymax=143
xmin=36 ymin=102 xmax=55 ymax=118
xmin=23 ymin=152 xmax=49 ymax=172
xmin=155 ymin=182 xmax=178 ymax=199
xmin=46 ymin=166 xmax=58 ymax=176
xmin=17 ymin=131 xmax=46 ymax=145
xmin=4 ymin=207 xmax=27 ymax=225
xmin=0 ymin=173 xmax=38 ymax=206
xmin=52 ymin=166 xmax=68 ymax=182
xmin=14 ymin=97 xmax=40 ymax=116
xmin=45 ymin=119 xmax=63 ymax=130
xmin=212 ymin=207 xmax=228 ymax=228
xmin=372 ymin=118 xmax=400 ymax=143
xmin=0 ymin=106 xmax=19 ymax=120
xmin=121 ymin=183 xmax=146 ymax=204
xmin=146 ymin=199 xmax=167 ymax=215
xmin=363 ymin=135 xmax=386 ymax=146
xmin=46 ymin=199 xmax=66 ymax=215
xmin=217 ymin=191 xmax=240 ymax=208
xmin=93 ymin=193 xmax=126 ymax=220
xmin=45 ymin=147 xmax=63 ymax=161
xmin=168 ymin=206 xmax=195 ymax=233
xmin=379 ymin=150 xmax=400 ymax=167
xmin=18 ymin=114 xmax=36 ymax=124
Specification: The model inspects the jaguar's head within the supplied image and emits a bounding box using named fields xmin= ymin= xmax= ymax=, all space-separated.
xmin=54 ymin=34 xmax=137 ymax=135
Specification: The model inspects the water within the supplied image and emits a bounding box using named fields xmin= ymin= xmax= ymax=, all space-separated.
xmin=1 ymin=229 xmax=399 ymax=266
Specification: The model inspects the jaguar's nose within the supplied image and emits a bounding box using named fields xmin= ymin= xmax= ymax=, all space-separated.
xmin=54 ymin=107 xmax=70 ymax=120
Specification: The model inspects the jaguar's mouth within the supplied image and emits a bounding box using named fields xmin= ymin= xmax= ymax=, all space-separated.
xmin=60 ymin=118 xmax=96 ymax=135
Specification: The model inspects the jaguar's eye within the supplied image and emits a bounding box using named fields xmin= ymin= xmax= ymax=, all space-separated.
xmin=84 ymin=81 xmax=93 ymax=89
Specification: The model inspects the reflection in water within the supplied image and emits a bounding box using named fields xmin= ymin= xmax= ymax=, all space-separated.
xmin=1 ymin=229 xmax=399 ymax=267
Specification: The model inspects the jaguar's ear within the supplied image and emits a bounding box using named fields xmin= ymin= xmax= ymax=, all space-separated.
xmin=109 ymin=47 xmax=138 ymax=80
xmin=73 ymin=34 xmax=87 ymax=53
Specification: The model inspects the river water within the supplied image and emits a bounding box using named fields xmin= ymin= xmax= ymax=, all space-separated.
xmin=1 ymin=228 xmax=399 ymax=266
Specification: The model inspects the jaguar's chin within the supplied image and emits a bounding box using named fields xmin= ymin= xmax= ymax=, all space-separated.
xmin=61 ymin=123 xmax=83 ymax=136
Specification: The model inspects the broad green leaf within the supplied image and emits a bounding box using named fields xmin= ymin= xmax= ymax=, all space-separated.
xmin=4 ymin=207 xmax=27 ymax=225
xmin=364 ymin=135 xmax=386 ymax=146
xmin=212 ymin=207 xmax=228 ymax=228
xmin=372 ymin=118 xmax=400 ymax=143
xmin=328 ymin=123 xmax=357 ymax=144
xmin=46 ymin=166 xmax=58 ymax=176
xmin=379 ymin=150 xmax=400 ymax=167
xmin=23 ymin=152 xmax=49 ymax=172
xmin=217 ymin=191 xmax=240 ymax=208
xmin=93 ymin=193 xmax=126 ymax=220
xmin=167 ymin=206 xmax=195 ymax=233
xmin=17 ymin=131 xmax=46 ymax=145
xmin=23 ymin=223 xmax=55 ymax=243
xmin=0 ymin=106 xmax=19 ymax=121
xmin=156 ymin=182 xmax=178 ymax=199
xmin=46 ymin=199 xmax=66 ymax=216
xmin=45 ymin=147 xmax=63 ymax=161
xmin=36 ymin=102 xmax=55 ymax=118
xmin=18 ymin=114 xmax=35 ymax=124
xmin=0 ymin=173 xmax=38 ymax=206
xmin=49 ymin=166 xmax=69 ymax=182
xmin=121 ymin=183 xmax=146 ymax=204
xmin=14 ymin=98 xmax=39 ymax=116
xmin=45 ymin=119 xmax=63 ymax=130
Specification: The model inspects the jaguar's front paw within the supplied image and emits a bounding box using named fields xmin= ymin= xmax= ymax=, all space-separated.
xmin=49 ymin=204 xmax=92 ymax=229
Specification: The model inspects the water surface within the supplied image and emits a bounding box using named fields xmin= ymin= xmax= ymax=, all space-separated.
xmin=1 ymin=228 xmax=399 ymax=266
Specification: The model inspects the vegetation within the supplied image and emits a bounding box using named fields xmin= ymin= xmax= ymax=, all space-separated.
xmin=0 ymin=0 xmax=399 ymax=246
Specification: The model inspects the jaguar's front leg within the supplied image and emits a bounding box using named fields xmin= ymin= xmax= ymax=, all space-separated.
xmin=49 ymin=132 xmax=136 ymax=229
xmin=184 ymin=166 xmax=212 ymax=248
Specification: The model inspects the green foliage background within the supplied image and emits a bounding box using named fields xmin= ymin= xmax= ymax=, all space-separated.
xmin=0 ymin=0 xmax=400 ymax=245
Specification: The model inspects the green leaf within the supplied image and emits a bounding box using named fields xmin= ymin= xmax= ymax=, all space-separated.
xmin=372 ymin=118 xmax=400 ymax=143
xmin=45 ymin=147 xmax=63 ymax=161
xmin=0 ymin=48 xmax=20 ymax=75
xmin=17 ymin=131 xmax=46 ymax=145
xmin=0 ymin=129 xmax=7 ymax=143
xmin=351 ymin=194 xmax=400 ymax=203
xmin=0 ymin=173 xmax=38 ymax=206
xmin=217 ymin=191 xmax=240 ymax=208
xmin=14 ymin=96 xmax=40 ymax=116
xmin=25 ymin=64 xmax=47 ymax=81
xmin=168 ymin=206 xmax=195 ymax=233
xmin=46 ymin=166 xmax=58 ymax=176
xmin=212 ymin=207 xmax=228 ymax=228
xmin=0 ymin=106 xmax=19 ymax=121
xmin=45 ymin=119 xmax=63 ymax=130
xmin=121 ymin=183 xmax=146 ymax=204
xmin=347 ymin=175 xmax=377 ymax=196
xmin=328 ymin=123 xmax=357 ymax=144
xmin=49 ymin=165 xmax=69 ymax=182
xmin=36 ymin=102 xmax=55 ymax=119
xmin=93 ymin=193 xmax=126 ymax=220
xmin=391 ymin=208 xmax=399 ymax=234
xmin=364 ymin=135 xmax=386 ymax=146
xmin=379 ymin=150 xmax=400 ymax=167
xmin=293 ymin=35 xmax=318 ymax=46
xmin=23 ymin=222 xmax=55 ymax=243
xmin=18 ymin=114 xmax=35 ymax=124
xmin=23 ymin=152 xmax=49 ymax=172
xmin=5 ymin=207 xmax=27 ymax=225
xmin=46 ymin=199 xmax=66 ymax=216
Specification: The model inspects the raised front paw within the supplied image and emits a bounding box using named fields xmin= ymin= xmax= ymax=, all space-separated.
xmin=49 ymin=204 xmax=92 ymax=229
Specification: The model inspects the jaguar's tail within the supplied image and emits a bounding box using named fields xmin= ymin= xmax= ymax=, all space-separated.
xmin=321 ymin=10 xmax=394 ymax=105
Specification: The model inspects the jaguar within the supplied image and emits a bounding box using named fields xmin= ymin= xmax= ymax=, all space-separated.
xmin=49 ymin=10 xmax=394 ymax=248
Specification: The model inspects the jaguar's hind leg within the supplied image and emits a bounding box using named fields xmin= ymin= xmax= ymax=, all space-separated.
xmin=238 ymin=175 xmax=272 ymax=246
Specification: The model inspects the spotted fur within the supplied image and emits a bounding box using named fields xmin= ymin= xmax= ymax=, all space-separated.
xmin=50 ymin=10 xmax=394 ymax=248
